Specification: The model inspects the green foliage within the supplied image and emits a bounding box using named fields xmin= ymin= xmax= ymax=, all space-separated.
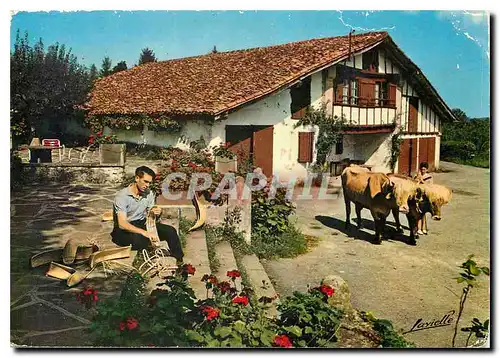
xmin=277 ymin=289 xmax=343 ymax=347
xmin=84 ymin=114 xmax=182 ymax=134
xmin=252 ymin=223 xmax=307 ymax=260
xmin=178 ymin=216 xmax=195 ymax=249
xmin=211 ymin=142 xmax=236 ymax=160
xmin=390 ymin=128 xmax=403 ymax=172
xmin=360 ymin=311 xmax=416 ymax=348
xmin=138 ymin=47 xmax=157 ymax=65
xmin=293 ymin=104 xmax=346 ymax=165
xmin=204 ymin=225 xmax=221 ymax=273
xmin=100 ymin=57 xmax=113 ymax=77
xmin=372 ymin=319 xmax=416 ymax=348
xmin=452 ymin=254 xmax=490 ymax=347
xmin=461 ymin=318 xmax=489 ymax=347
xmin=441 ymin=109 xmax=490 ymax=168
xmin=112 ymin=60 xmax=128 ymax=74
xmin=90 ymin=264 xmax=347 ymax=348
xmin=10 ymin=30 xmax=93 ymax=140
xmin=251 ymin=182 xmax=296 ymax=237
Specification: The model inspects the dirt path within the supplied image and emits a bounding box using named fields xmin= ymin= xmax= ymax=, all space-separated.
xmin=262 ymin=162 xmax=490 ymax=348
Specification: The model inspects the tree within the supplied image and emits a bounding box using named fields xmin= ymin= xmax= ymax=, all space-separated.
xmin=138 ymin=47 xmax=157 ymax=65
xmin=451 ymin=108 xmax=468 ymax=122
xmin=10 ymin=30 xmax=93 ymax=141
xmin=112 ymin=61 xmax=128 ymax=73
xmin=100 ymin=57 xmax=112 ymax=77
xmin=89 ymin=64 xmax=99 ymax=83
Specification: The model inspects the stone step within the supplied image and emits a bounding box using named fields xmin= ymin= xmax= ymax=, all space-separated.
xmin=213 ymin=241 xmax=242 ymax=292
xmin=183 ymin=229 xmax=211 ymax=300
xmin=240 ymin=254 xmax=279 ymax=318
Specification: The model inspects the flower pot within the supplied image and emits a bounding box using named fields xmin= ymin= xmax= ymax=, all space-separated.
xmin=99 ymin=143 xmax=126 ymax=166
xmin=215 ymin=155 xmax=237 ymax=174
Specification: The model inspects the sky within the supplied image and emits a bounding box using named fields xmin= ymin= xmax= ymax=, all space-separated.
xmin=10 ymin=10 xmax=490 ymax=118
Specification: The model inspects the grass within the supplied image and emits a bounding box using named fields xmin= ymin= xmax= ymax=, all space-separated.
xmin=178 ymin=216 xmax=195 ymax=249
xmin=442 ymin=154 xmax=490 ymax=169
xmin=251 ymin=224 xmax=308 ymax=260
xmin=204 ymin=225 xmax=222 ymax=273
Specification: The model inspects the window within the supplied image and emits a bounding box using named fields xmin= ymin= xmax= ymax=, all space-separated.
xmin=336 ymin=79 xmax=358 ymax=105
xmin=335 ymin=138 xmax=343 ymax=155
xmin=375 ymin=81 xmax=388 ymax=106
xmin=362 ymin=49 xmax=379 ymax=72
xmin=291 ymin=77 xmax=311 ymax=119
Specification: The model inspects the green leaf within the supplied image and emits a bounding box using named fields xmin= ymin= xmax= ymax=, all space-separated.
xmin=456 ymin=277 xmax=466 ymax=283
xmin=304 ymin=326 xmax=314 ymax=334
xmin=214 ymin=326 xmax=232 ymax=338
xmin=481 ymin=267 xmax=490 ymax=276
xmin=470 ymin=265 xmax=481 ymax=276
xmin=186 ymin=330 xmax=205 ymax=343
xmin=484 ymin=320 xmax=490 ymax=329
xmin=284 ymin=325 xmax=303 ymax=337
xmin=233 ymin=320 xmax=247 ymax=334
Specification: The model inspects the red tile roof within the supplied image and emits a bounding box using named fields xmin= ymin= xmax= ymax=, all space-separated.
xmin=85 ymin=31 xmax=388 ymax=116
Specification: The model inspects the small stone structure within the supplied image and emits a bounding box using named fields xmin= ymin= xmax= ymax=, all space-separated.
xmin=20 ymin=163 xmax=125 ymax=184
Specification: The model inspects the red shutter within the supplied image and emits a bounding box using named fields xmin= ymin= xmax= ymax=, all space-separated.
xmin=388 ymin=83 xmax=397 ymax=107
xmin=291 ymin=107 xmax=306 ymax=119
xmin=358 ymin=79 xmax=375 ymax=106
xmin=298 ymin=132 xmax=314 ymax=163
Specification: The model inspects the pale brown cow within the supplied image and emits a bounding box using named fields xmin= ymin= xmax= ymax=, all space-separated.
xmin=341 ymin=166 xmax=422 ymax=244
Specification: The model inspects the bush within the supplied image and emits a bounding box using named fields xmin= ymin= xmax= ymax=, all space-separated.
xmin=252 ymin=224 xmax=307 ymax=260
xmin=441 ymin=141 xmax=476 ymax=161
xmin=10 ymin=150 xmax=25 ymax=191
xmin=90 ymin=265 xmax=344 ymax=348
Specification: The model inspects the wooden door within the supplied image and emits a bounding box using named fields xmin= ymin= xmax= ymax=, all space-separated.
xmin=253 ymin=126 xmax=274 ymax=177
xmin=398 ymin=138 xmax=418 ymax=176
xmin=418 ymin=137 xmax=436 ymax=171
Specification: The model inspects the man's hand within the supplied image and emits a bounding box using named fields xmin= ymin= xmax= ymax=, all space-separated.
xmin=151 ymin=206 xmax=162 ymax=216
xmin=141 ymin=229 xmax=159 ymax=242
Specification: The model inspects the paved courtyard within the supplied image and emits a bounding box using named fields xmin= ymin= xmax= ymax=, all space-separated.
xmin=262 ymin=161 xmax=490 ymax=348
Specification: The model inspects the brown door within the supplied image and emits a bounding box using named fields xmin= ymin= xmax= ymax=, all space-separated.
xmin=398 ymin=138 xmax=418 ymax=176
xmin=253 ymin=126 xmax=274 ymax=177
xmin=408 ymin=97 xmax=419 ymax=132
xmin=418 ymin=137 xmax=429 ymax=166
xmin=226 ymin=125 xmax=274 ymax=177
xmin=427 ymin=137 xmax=436 ymax=171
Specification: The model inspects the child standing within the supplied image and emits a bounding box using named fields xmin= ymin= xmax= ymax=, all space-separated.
xmin=414 ymin=162 xmax=433 ymax=235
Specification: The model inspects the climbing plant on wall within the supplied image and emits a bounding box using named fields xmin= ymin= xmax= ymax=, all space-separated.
xmin=293 ymin=104 xmax=346 ymax=166
xmin=84 ymin=114 xmax=183 ymax=133
xmin=389 ymin=125 xmax=404 ymax=172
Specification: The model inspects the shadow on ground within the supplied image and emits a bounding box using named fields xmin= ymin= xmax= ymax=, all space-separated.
xmin=315 ymin=215 xmax=416 ymax=246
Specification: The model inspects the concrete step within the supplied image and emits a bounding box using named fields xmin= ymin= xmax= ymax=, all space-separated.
xmin=214 ymin=241 xmax=242 ymax=292
xmin=240 ymin=254 xmax=279 ymax=318
xmin=184 ymin=229 xmax=211 ymax=300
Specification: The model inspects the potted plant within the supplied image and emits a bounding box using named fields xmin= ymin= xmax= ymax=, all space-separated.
xmin=212 ymin=142 xmax=237 ymax=173
xmin=88 ymin=132 xmax=125 ymax=166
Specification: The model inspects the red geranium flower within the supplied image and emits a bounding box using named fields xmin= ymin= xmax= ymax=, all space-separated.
xmin=226 ymin=270 xmax=241 ymax=279
xmin=119 ymin=322 xmax=126 ymax=331
xmin=97 ymin=131 xmax=103 ymax=137
xmin=182 ymin=263 xmax=196 ymax=275
xmin=217 ymin=281 xmax=232 ymax=294
xmin=201 ymin=305 xmax=220 ymax=321
xmin=201 ymin=274 xmax=218 ymax=284
xmin=232 ymin=295 xmax=249 ymax=306
xmin=273 ymin=334 xmax=292 ymax=348
xmin=126 ymin=317 xmax=139 ymax=330
xmin=88 ymin=138 xmax=94 ymax=145
xmin=319 ymin=285 xmax=335 ymax=297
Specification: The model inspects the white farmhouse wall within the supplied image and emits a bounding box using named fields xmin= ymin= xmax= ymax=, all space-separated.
xmin=106 ymin=119 xmax=213 ymax=150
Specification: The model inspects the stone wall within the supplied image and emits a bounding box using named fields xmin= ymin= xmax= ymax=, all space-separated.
xmin=21 ymin=163 xmax=125 ymax=185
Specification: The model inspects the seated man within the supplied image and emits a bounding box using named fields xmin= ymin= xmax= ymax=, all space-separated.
xmin=111 ymin=166 xmax=184 ymax=264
